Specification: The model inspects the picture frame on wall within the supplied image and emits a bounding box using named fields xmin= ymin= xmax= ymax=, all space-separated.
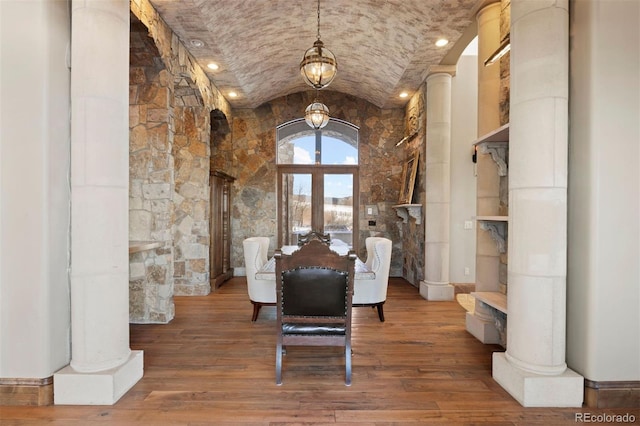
xmin=398 ymin=150 xmax=419 ymax=204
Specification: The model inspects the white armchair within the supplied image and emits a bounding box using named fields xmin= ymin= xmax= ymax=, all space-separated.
xmin=353 ymin=237 xmax=392 ymax=322
xmin=243 ymin=237 xmax=276 ymax=321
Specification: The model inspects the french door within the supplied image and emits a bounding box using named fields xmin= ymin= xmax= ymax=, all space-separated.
xmin=277 ymin=165 xmax=359 ymax=251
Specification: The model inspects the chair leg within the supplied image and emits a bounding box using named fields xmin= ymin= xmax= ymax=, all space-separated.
xmin=345 ymin=342 xmax=352 ymax=386
xmin=276 ymin=342 xmax=283 ymax=385
xmin=376 ymin=303 xmax=385 ymax=322
xmin=251 ymin=302 xmax=261 ymax=322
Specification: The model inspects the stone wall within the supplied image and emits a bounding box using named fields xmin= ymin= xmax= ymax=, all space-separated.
xmin=129 ymin=247 xmax=173 ymax=323
xmin=129 ymin=18 xmax=175 ymax=322
xmin=172 ymin=95 xmax=211 ymax=295
xmin=129 ymin=0 xmax=232 ymax=319
xmin=214 ymin=91 xmax=407 ymax=276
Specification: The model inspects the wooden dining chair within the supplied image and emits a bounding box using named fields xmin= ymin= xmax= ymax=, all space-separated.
xmin=297 ymin=230 xmax=331 ymax=246
xmin=274 ymin=239 xmax=356 ymax=385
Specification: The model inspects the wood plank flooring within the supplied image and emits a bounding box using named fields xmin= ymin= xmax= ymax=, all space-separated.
xmin=1 ymin=277 xmax=637 ymax=425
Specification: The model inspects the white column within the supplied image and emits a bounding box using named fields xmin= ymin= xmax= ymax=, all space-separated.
xmin=54 ymin=0 xmax=143 ymax=405
xmin=420 ymin=70 xmax=455 ymax=301
xmin=492 ymin=0 xmax=583 ymax=407
xmin=476 ymin=2 xmax=501 ymax=135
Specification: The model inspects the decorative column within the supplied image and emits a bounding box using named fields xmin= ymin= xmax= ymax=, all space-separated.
xmin=492 ymin=0 xmax=583 ymax=407
xmin=476 ymin=2 xmax=501 ymax=134
xmin=54 ymin=0 xmax=143 ymax=404
xmin=420 ymin=68 xmax=455 ymax=301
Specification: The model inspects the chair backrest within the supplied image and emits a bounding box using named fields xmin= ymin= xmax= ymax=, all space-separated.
xmin=365 ymin=237 xmax=392 ymax=277
xmin=297 ymin=230 xmax=331 ymax=246
xmin=242 ymin=237 xmax=273 ymax=303
xmin=275 ymin=240 xmax=356 ymax=324
xmin=243 ymin=237 xmax=270 ymax=278
xmin=281 ymin=268 xmax=349 ymax=317
xmin=242 ymin=237 xmax=276 ymax=312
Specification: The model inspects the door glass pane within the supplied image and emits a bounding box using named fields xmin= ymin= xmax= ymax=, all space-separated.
xmin=281 ymin=173 xmax=312 ymax=245
xmin=324 ymin=174 xmax=353 ymax=248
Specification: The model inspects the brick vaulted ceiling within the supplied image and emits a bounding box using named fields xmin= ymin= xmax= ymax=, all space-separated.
xmin=148 ymin=0 xmax=479 ymax=109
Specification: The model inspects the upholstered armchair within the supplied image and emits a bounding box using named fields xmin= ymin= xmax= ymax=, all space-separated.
xmin=242 ymin=237 xmax=276 ymax=321
xmin=352 ymin=237 xmax=392 ymax=322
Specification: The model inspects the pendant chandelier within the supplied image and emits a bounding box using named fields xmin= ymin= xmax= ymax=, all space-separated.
xmin=300 ymin=0 xmax=337 ymax=90
xmin=301 ymin=0 xmax=335 ymax=129
xmin=304 ymin=96 xmax=330 ymax=130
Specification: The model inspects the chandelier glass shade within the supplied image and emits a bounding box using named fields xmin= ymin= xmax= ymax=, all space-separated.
xmin=304 ymin=101 xmax=330 ymax=129
xmin=300 ymin=39 xmax=337 ymax=89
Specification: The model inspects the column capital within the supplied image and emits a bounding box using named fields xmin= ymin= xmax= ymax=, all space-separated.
xmin=474 ymin=0 xmax=501 ymax=17
xmin=426 ymin=65 xmax=456 ymax=78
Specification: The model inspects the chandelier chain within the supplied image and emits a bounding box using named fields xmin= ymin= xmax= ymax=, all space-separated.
xmin=316 ymin=0 xmax=321 ymax=41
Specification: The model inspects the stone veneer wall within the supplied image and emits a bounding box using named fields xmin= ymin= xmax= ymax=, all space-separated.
xmin=172 ymin=97 xmax=211 ymax=295
xmin=129 ymin=18 xmax=175 ymax=323
xmin=399 ymin=85 xmax=427 ymax=286
xmin=211 ymin=91 xmax=407 ymax=277
xmin=129 ymin=0 xmax=232 ymax=321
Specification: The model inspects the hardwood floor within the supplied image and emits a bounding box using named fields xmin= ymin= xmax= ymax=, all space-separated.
xmin=1 ymin=278 xmax=637 ymax=425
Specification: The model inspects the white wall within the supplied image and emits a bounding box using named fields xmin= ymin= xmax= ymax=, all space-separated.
xmin=449 ymin=45 xmax=478 ymax=284
xmin=0 ymin=0 xmax=71 ymax=377
xmin=567 ymin=0 xmax=640 ymax=381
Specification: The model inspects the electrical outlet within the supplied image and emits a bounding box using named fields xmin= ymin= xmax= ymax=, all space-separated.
xmin=464 ymin=220 xmax=473 ymax=230
xmin=464 ymin=267 xmax=470 ymax=276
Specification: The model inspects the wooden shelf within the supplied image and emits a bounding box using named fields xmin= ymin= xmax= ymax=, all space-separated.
xmin=472 ymin=123 xmax=510 ymax=145
xmin=472 ymin=291 xmax=507 ymax=314
xmin=475 ymin=215 xmax=508 ymax=222
xmin=129 ymin=241 xmax=162 ymax=254
xmin=392 ymin=204 xmax=422 ymax=224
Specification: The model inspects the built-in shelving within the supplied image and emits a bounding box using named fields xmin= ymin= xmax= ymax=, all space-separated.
xmin=466 ymin=123 xmax=510 ymax=345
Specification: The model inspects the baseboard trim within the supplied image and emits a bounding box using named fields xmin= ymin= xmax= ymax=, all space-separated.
xmin=584 ymin=379 xmax=640 ymax=408
xmin=0 ymin=376 xmax=54 ymax=406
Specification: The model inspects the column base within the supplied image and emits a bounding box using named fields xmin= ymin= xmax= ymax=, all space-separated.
xmin=54 ymin=350 xmax=143 ymax=405
xmin=420 ymin=281 xmax=454 ymax=301
xmin=465 ymin=311 xmax=501 ymax=344
xmin=493 ymin=352 xmax=584 ymax=407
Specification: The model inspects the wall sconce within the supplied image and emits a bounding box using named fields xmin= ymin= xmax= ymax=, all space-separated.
xmin=484 ymin=34 xmax=510 ymax=67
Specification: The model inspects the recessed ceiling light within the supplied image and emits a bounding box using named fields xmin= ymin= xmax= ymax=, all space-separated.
xmin=190 ymin=39 xmax=205 ymax=48
xmin=399 ymin=92 xmax=409 ymax=98
xmin=207 ymin=63 xmax=219 ymax=70
xmin=435 ymin=38 xmax=449 ymax=47
xmin=228 ymin=92 xmax=238 ymax=98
